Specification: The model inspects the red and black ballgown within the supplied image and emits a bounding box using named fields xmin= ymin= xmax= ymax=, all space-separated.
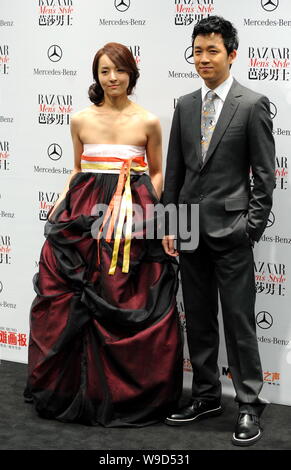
xmin=24 ymin=144 xmax=183 ymax=427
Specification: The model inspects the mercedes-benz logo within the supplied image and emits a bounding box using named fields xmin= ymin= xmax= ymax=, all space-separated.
xmin=184 ymin=45 xmax=194 ymax=65
xmin=269 ymin=102 xmax=277 ymax=120
xmin=47 ymin=45 xmax=63 ymax=63
xmin=266 ymin=211 xmax=275 ymax=228
xmin=47 ymin=143 xmax=62 ymax=161
xmin=256 ymin=311 xmax=273 ymax=329
xmin=261 ymin=0 xmax=279 ymax=12
xmin=114 ymin=0 xmax=130 ymax=12
xmin=0 ymin=281 xmax=3 ymax=293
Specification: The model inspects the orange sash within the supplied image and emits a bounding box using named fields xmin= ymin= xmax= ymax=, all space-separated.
xmin=81 ymin=155 xmax=148 ymax=275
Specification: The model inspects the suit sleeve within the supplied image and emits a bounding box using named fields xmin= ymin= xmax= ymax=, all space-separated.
xmin=247 ymin=96 xmax=275 ymax=241
xmin=162 ymin=100 xmax=186 ymax=207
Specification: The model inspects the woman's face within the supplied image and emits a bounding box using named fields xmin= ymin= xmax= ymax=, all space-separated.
xmin=98 ymin=54 xmax=130 ymax=98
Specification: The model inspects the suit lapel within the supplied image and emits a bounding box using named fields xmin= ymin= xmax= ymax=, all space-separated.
xmin=201 ymin=80 xmax=242 ymax=169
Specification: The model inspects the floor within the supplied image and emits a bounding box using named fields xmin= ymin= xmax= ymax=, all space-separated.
xmin=1 ymin=360 xmax=290 ymax=452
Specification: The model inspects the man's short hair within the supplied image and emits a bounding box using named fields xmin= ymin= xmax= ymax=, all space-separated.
xmin=192 ymin=16 xmax=239 ymax=54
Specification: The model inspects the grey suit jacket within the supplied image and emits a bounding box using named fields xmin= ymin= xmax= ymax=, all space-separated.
xmin=163 ymin=79 xmax=275 ymax=248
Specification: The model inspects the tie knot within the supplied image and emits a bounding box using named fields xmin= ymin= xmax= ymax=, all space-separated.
xmin=206 ymin=90 xmax=216 ymax=101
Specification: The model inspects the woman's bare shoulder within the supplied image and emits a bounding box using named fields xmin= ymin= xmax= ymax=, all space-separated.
xmin=132 ymin=103 xmax=160 ymax=127
xmin=71 ymin=105 xmax=97 ymax=123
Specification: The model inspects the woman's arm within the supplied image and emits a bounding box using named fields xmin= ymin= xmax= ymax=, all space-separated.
xmin=145 ymin=115 xmax=163 ymax=200
xmin=49 ymin=115 xmax=83 ymax=217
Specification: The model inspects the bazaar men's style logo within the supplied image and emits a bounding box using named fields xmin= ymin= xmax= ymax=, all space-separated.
xmin=255 ymin=261 xmax=287 ymax=296
xmin=174 ymin=0 xmax=215 ymax=26
xmin=128 ymin=45 xmax=141 ymax=65
xmin=38 ymin=94 xmax=73 ymax=125
xmin=39 ymin=0 xmax=74 ymax=26
xmin=0 ymin=44 xmax=9 ymax=75
xmin=0 ymin=140 xmax=10 ymax=171
xmin=47 ymin=45 xmax=63 ymax=62
xmin=261 ymin=0 xmax=279 ymax=12
xmin=184 ymin=45 xmax=194 ymax=64
xmin=248 ymin=46 xmax=290 ymax=81
xmin=0 ymin=235 xmax=11 ymax=265
xmin=275 ymin=156 xmax=288 ymax=191
xmin=38 ymin=191 xmax=60 ymax=221
xmin=256 ymin=311 xmax=273 ymax=330
xmin=114 ymin=0 xmax=130 ymax=12
xmin=47 ymin=143 xmax=62 ymax=161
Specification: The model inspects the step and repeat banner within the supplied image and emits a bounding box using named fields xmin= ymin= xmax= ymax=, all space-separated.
xmin=1 ymin=0 xmax=291 ymax=406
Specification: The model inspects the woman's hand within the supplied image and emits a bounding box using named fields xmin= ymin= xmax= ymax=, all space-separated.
xmin=162 ymin=235 xmax=179 ymax=257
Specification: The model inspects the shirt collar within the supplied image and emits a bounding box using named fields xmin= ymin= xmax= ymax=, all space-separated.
xmin=201 ymin=74 xmax=234 ymax=102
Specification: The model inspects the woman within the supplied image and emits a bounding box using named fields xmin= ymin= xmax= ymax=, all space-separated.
xmin=24 ymin=43 xmax=183 ymax=427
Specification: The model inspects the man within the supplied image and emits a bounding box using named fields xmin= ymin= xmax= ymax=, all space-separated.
xmin=162 ymin=16 xmax=275 ymax=446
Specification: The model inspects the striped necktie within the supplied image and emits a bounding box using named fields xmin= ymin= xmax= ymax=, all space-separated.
xmin=201 ymin=90 xmax=217 ymax=161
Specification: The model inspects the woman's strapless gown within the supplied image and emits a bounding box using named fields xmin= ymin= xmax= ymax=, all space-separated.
xmin=24 ymin=144 xmax=183 ymax=427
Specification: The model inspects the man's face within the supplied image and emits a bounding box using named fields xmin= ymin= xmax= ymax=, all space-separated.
xmin=193 ymin=33 xmax=236 ymax=89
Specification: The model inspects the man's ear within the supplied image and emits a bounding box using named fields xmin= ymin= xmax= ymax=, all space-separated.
xmin=229 ymin=49 xmax=237 ymax=66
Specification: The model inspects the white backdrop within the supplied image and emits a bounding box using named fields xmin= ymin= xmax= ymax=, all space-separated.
xmin=1 ymin=0 xmax=291 ymax=406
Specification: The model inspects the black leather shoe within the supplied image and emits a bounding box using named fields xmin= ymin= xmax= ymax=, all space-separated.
xmin=232 ymin=413 xmax=262 ymax=446
xmin=165 ymin=399 xmax=223 ymax=426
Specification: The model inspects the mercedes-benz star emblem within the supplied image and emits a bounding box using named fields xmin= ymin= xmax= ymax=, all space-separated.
xmin=47 ymin=143 xmax=62 ymax=161
xmin=256 ymin=311 xmax=273 ymax=329
xmin=48 ymin=45 xmax=63 ymax=63
xmin=184 ymin=46 xmax=194 ymax=65
xmin=269 ymin=102 xmax=277 ymax=120
xmin=261 ymin=0 xmax=279 ymax=12
xmin=266 ymin=211 xmax=275 ymax=228
xmin=114 ymin=0 xmax=130 ymax=12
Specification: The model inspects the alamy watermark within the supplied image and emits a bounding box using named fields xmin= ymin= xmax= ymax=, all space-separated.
xmin=90 ymin=202 xmax=199 ymax=251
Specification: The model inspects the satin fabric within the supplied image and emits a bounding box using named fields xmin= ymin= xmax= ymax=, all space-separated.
xmin=24 ymin=170 xmax=183 ymax=427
